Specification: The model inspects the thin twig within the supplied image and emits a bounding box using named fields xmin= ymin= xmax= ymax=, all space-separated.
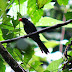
xmin=64 ymin=41 xmax=72 ymax=59
xmin=6 ymin=0 xmax=15 ymax=10
xmin=0 ymin=19 xmax=72 ymax=44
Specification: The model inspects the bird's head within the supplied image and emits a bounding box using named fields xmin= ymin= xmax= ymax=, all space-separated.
xmin=19 ymin=18 xmax=28 ymax=24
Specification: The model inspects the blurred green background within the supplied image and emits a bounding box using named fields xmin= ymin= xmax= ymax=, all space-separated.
xmin=0 ymin=0 xmax=72 ymax=72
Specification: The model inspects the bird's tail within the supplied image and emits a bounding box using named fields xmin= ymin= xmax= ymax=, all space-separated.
xmin=36 ymin=39 xmax=49 ymax=54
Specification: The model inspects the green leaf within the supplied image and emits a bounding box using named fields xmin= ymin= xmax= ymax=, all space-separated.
xmin=31 ymin=9 xmax=43 ymax=24
xmin=36 ymin=17 xmax=72 ymax=28
xmin=39 ymin=34 xmax=48 ymax=41
xmin=0 ymin=0 xmax=7 ymax=16
xmin=67 ymin=51 xmax=72 ymax=56
xmin=23 ymin=46 xmax=34 ymax=64
xmin=0 ymin=15 xmax=14 ymax=30
xmin=1 ymin=29 xmax=14 ymax=40
xmin=27 ymin=0 xmax=43 ymax=24
xmin=66 ymin=38 xmax=72 ymax=46
xmin=37 ymin=0 xmax=52 ymax=9
xmin=57 ymin=0 xmax=68 ymax=5
xmin=12 ymin=17 xmax=19 ymax=28
xmin=65 ymin=12 xmax=72 ymax=20
xmin=7 ymin=47 xmax=13 ymax=54
xmin=24 ymin=50 xmax=34 ymax=64
xmin=46 ymin=58 xmax=63 ymax=72
xmin=13 ymin=48 xmax=22 ymax=61
xmin=16 ymin=39 xmax=34 ymax=63
xmin=0 ymin=29 xmax=4 ymax=41
xmin=63 ymin=24 xmax=72 ymax=28
xmin=44 ymin=41 xmax=59 ymax=48
xmin=36 ymin=17 xmax=63 ymax=26
xmin=0 ymin=58 xmax=6 ymax=72
xmin=28 ymin=55 xmax=42 ymax=71
xmin=43 ymin=3 xmax=54 ymax=10
xmin=39 ymin=34 xmax=59 ymax=48
xmin=17 ymin=12 xmax=22 ymax=18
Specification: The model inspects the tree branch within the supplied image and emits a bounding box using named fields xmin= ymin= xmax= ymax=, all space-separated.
xmin=0 ymin=19 xmax=72 ymax=44
xmin=0 ymin=42 xmax=26 ymax=72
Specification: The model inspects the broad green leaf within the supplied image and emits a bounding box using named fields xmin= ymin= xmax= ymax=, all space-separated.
xmin=63 ymin=24 xmax=72 ymax=28
xmin=57 ymin=0 xmax=68 ymax=5
xmin=27 ymin=55 xmax=42 ymax=71
xmin=37 ymin=0 xmax=52 ymax=9
xmin=39 ymin=34 xmax=48 ymax=41
xmin=36 ymin=66 xmax=44 ymax=72
xmin=27 ymin=0 xmax=43 ymax=24
xmin=43 ymin=3 xmax=54 ymax=10
xmin=31 ymin=9 xmax=43 ymax=24
xmin=36 ymin=17 xmax=72 ymax=28
xmin=0 ymin=58 xmax=6 ymax=72
xmin=36 ymin=17 xmax=63 ymax=26
xmin=39 ymin=34 xmax=59 ymax=48
xmin=0 ymin=0 xmax=7 ymax=15
xmin=46 ymin=58 xmax=63 ymax=72
xmin=44 ymin=41 xmax=59 ymax=48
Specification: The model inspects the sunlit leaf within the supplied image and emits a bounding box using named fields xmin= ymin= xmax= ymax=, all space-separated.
xmin=67 ymin=51 xmax=72 ymax=56
xmin=36 ymin=17 xmax=72 ymax=28
xmin=0 ymin=29 xmax=4 ymax=41
xmin=27 ymin=0 xmax=43 ymax=24
xmin=46 ymin=58 xmax=63 ymax=72
xmin=36 ymin=17 xmax=63 ymax=26
xmin=37 ymin=0 xmax=52 ymax=9
xmin=43 ymin=3 xmax=54 ymax=10
xmin=0 ymin=0 xmax=7 ymax=16
xmin=39 ymin=34 xmax=48 ymax=42
xmin=57 ymin=0 xmax=68 ymax=5
xmin=44 ymin=41 xmax=59 ymax=48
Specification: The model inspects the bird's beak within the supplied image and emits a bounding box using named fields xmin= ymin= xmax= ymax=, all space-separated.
xmin=19 ymin=18 xmax=22 ymax=21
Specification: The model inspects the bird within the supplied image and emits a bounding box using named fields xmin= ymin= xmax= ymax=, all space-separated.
xmin=19 ymin=18 xmax=49 ymax=54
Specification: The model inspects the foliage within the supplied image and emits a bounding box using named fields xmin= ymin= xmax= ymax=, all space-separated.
xmin=0 ymin=0 xmax=72 ymax=72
